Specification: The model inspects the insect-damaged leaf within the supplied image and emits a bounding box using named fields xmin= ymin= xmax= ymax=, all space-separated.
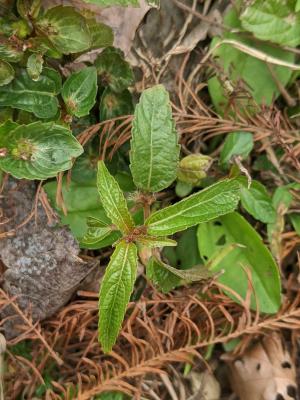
xmin=145 ymin=179 xmax=240 ymax=236
xmin=97 ymin=161 xmax=134 ymax=234
xmin=130 ymin=85 xmax=180 ymax=193
xmin=0 ymin=121 xmax=83 ymax=179
xmin=99 ymin=240 xmax=138 ymax=353
xmin=62 ymin=67 xmax=97 ymax=117
xmin=0 ymin=68 xmax=61 ymax=118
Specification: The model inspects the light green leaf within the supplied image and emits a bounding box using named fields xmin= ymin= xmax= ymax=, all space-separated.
xmin=44 ymin=178 xmax=112 ymax=242
xmin=208 ymin=7 xmax=294 ymax=113
xmin=136 ymin=235 xmax=177 ymax=248
xmin=146 ymin=179 xmax=240 ymax=236
xmin=80 ymin=217 xmax=121 ymax=249
xmin=0 ymin=59 xmax=14 ymax=86
xmin=296 ymin=0 xmax=300 ymax=12
xmin=97 ymin=160 xmax=134 ymax=234
xmin=36 ymin=6 xmax=91 ymax=54
xmin=272 ymin=183 xmax=300 ymax=210
xmin=146 ymin=256 xmax=180 ymax=293
xmin=238 ymin=177 xmax=276 ymax=224
xmin=17 ymin=0 xmax=41 ymax=19
xmin=99 ymin=87 xmax=133 ymax=121
xmin=197 ymin=212 xmax=281 ymax=313
xmin=99 ymin=240 xmax=138 ymax=353
xmin=82 ymin=0 xmax=139 ymax=6
xmin=0 ymin=121 xmax=83 ymax=180
xmin=175 ymin=180 xmax=193 ymax=198
xmin=62 ymin=67 xmax=97 ymax=117
xmin=241 ymin=0 xmax=300 ymax=47
xmin=0 ymin=68 xmax=61 ymax=118
xmin=26 ymin=53 xmax=43 ymax=81
xmin=130 ymin=85 xmax=180 ymax=193
xmin=220 ymin=132 xmax=254 ymax=164
xmin=86 ymin=18 xmax=114 ymax=49
xmin=290 ymin=213 xmax=300 ymax=236
xmin=95 ymin=47 xmax=134 ymax=93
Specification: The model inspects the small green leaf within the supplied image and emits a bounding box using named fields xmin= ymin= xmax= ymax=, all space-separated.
xmin=82 ymin=0 xmax=139 ymax=6
xmin=0 ymin=68 xmax=61 ymax=118
xmin=290 ymin=213 xmax=300 ymax=236
xmin=97 ymin=161 xmax=135 ymax=234
xmin=62 ymin=67 xmax=97 ymax=117
xmin=146 ymin=179 xmax=240 ymax=236
xmin=272 ymin=183 xmax=300 ymax=210
xmin=17 ymin=0 xmax=41 ymax=19
xmin=220 ymin=132 xmax=254 ymax=165
xmin=177 ymin=154 xmax=212 ymax=185
xmin=146 ymin=256 xmax=180 ymax=293
xmin=99 ymin=87 xmax=133 ymax=121
xmin=95 ymin=47 xmax=134 ymax=93
xmin=136 ymin=235 xmax=177 ymax=248
xmin=238 ymin=177 xmax=276 ymax=224
xmin=80 ymin=216 xmax=121 ymax=249
xmin=130 ymin=85 xmax=180 ymax=192
xmin=99 ymin=240 xmax=138 ymax=353
xmin=0 ymin=59 xmax=14 ymax=86
xmin=26 ymin=53 xmax=43 ymax=81
xmin=175 ymin=180 xmax=193 ymax=198
xmin=86 ymin=18 xmax=114 ymax=49
xmin=197 ymin=212 xmax=281 ymax=313
xmin=0 ymin=121 xmax=83 ymax=179
xmin=241 ymin=0 xmax=300 ymax=47
xmin=36 ymin=6 xmax=91 ymax=54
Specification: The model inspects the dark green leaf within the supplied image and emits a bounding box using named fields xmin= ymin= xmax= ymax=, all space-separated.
xmin=86 ymin=18 xmax=114 ymax=49
xmin=95 ymin=47 xmax=134 ymax=93
xmin=26 ymin=53 xmax=43 ymax=81
xmin=17 ymin=0 xmax=41 ymax=19
xmin=176 ymin=226 xmax=202 ymax=269
xmin=146 ymin=179 xmax=240 ymax=236
xmin=197 ymin=212 xmax=281 ymax=313
xmin=97 ymin=161 xmax=134 ymax=234
xmin=241 ymin=0 xmax=300 ymax=47
xmin=220 ymin=132 xmax=254 ymax=164
xmin=36 ymin=6 xmax=91 ymax=54
xmin=146 ymin=256 xmax=180 ymax=293
xmin=62 ymin=67 xmax=97 ymax=117
xmin=0 ymin=68 xmax=61 ymax=118
xmin=0 ymin=59 xmax=14 ymax=86
xmin=99 ymin=87 xmax=133 ymax=121
xmin=130 ymin=85 xmax=180 ymax=192
xmin=238 ymin=177 xmax=276 ymax=224
xmin=99 ymin=240 xmax=138 ymax=353
xmin=0 ymin=121 xmax=83 ymax=179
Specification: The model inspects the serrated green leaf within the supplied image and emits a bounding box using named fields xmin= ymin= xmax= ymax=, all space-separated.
xmin=0 ymin=121 xmax=83 ymax=179
xmin=220 ymin=132 xmax=254 ymax=164
xmin=197 ymin=212 xmax=281 ymax=313
xmin=86 ymin=18 xmax=114 ymax=49
xmin=95 ymin=47 xmax=134 ymax=93
xmin=137 ymin=235 xmax=177 ymax=248
xmin=26 ymin=53 xmax=43 ymax=81
xmin=130 ymin=85 xmax=180 ymax=193
xmin=36 ymin=6 xmax=91 ymax=54
xmin=99 ymin=87 xmax=133 ymax=121
xmin=208 ymin=7 xmax=295 ymax=113
xmin=146 ymin=256 xmax=180 ymax=293
xmin=97 ymin=160 xmax=134 ymax=234
xmin=241 ymin=0 xmax=300 ymax=47
xmin=0 ymin=59 xmax=14 ymax=86
xmin=0 ymin=68 xmax=61 ymax=118
xmin=99 ymin=240 xmax=138 ymax=353
xmin=62 ymin=67 xmax=97 ymax=117
xmin=145 ymin=179 xmax=240 ymax=236
xmin=238 ymin=177 xmax=276 ymax=224
xmin=17 ymin=0 xmax=41 ymax=19
xmin=82 ymin=0 xmax=139 ymax=6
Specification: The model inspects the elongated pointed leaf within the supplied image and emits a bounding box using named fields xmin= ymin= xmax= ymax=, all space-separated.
xmin=0 ymin=68 xmax=61 ymax=118
xmin=80 ymin=217 xmax=121 ymax=249
xmin=0 ymin=121 xmax=83 ymax=179
xmin=62 ymin=67 xmax=97 ymax=117
xmin=99 ymin=240 xmax=138 ymax=353
xmin=97 ymin=161 xmax=134 ymax=234
xmin=156 ymin=258 xmax=212 ymax=282
xmin=36 ymin=6 xmax=91 ymax=54
xmin=130 ymin=85 xmax=180 ymax=193
xmin=146 ymin=179 xmax=240 ymax=236
xmin=136 ymin=235 xmax=176 ymax=248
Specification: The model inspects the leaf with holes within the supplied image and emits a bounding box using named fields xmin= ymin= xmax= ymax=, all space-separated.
xmin=145 ymin=179 xmax=240 ymax=236
xmin=197 ymin=212 xmax=281 ymax=313
xmin=62 ymin=67 xmax=97 ymax=117
xmin=130 ymin=85 xmax=180 ymax=193
xmin=99 ymin=240 xmax=138 ymax=353
xmin=0 ymin=121 xmax=83 ymax=179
